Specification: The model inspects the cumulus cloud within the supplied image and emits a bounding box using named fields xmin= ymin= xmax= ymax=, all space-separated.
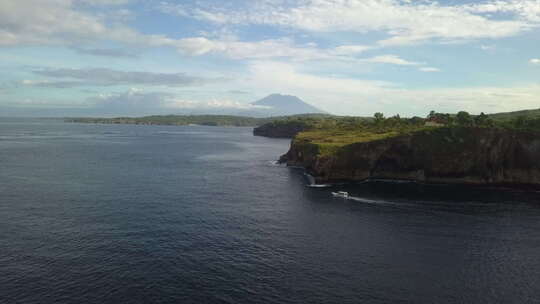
xmin=26 ymin=68 xmax=225 ymax=87
xmin=160 ymin=0 xmax=539 ymax=46
xmin=530 ymin=58 xmax=540 ymax=64
xmin=168 ymin=37 xmax=372 ymax=61
xmin=0 ymin=1 xmax=374 ymax=62
xmin=0 ymin=0 xmax=110 ymax=46
xmin=2 ymin=0 xmax=538 ymax=63
xmin=0 ymin=0 xmax=167 ymax=47
xmin=1 ymin=0 xmax=487 ymax=64
xmin=465 ymin=0 xmax=540 ymax=22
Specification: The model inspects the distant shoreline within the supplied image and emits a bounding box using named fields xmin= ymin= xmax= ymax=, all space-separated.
xmin=65 ymin=113 xmax=334 ymax=128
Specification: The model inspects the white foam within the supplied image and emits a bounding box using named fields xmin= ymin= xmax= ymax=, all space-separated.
xmin=334 ymin=195 xmax=399 ymax=206
xmin=307 ymin=184 xmax=333 ymax=188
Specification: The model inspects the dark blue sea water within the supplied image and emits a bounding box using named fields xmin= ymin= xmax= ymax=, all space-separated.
xmin=1 ymin=119 xmax=540 ymax=304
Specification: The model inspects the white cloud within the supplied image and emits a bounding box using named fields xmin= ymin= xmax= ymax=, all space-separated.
xmin=391 ymin=85 xmax=540 ymax=115
xmin=329 ymin=45 xmax=371 ymax=55
xmin=0 ymin=1 xmax=373 ymax=62
xmin=363 ymin=55 xmax=420 ymax=66
xmin=0 ymin=0 xmax=133 ymax=46
xmin=246 ymin=61 xmax=393 ymax=94
xmin=480 ymin=44 xmax=495 ymax=51
xmin=465 ymin=0 xmax=540 ymax=22
xmin=163 ymin=0 xmax=538 ymax=46
xmin=168 ymin=98 xmax=270 ymax=110
xmin=530 ymin=58 xmax=540 ymax=64
xmin=419 ymin=67 xmax=441 ymax=72
xmin=242 ymin=61 xmax=393 ymax=114
xmin=0 ymin=0 xmax=181 ymax=50
xmin=89 ymin=89 xmax=174 ymax=115
xmin=241 ymin=61 xmax=540 ymax=116
xmin=167 ymin=37 xmax=373 ymax=61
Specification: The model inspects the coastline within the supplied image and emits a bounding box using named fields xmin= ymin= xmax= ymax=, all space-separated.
xmin=279 ymin=127 xmax=540 ymax=191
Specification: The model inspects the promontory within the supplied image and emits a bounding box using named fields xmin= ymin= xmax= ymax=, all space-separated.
xmin=259 ymin=111 xmax=540 ymax=189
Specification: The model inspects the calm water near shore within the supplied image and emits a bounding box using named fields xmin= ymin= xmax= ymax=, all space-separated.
xmin=1 ymin=118 xmax=540 ymax=304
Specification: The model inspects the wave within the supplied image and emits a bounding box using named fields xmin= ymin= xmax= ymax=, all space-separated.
xmin=347 ymin=196 xmax=391 ymax=205
xmin=307 ymin=184 xmax=333 ymax=188
xmin=267 ymin=160 xmax=284 ymax=166
xmin=330 ymin=193 xmax=401 ymax=207
xmin=304 ymin=173 xmax=316 ymax=184
xmin=303 ymin=173 xmax=335 ymax=188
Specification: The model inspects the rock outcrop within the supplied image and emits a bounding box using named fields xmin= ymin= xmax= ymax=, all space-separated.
xmin=280 ymin=127 xmax=540 ymax=188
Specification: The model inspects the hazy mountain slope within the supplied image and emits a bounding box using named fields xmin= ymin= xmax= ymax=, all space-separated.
xmin=251 ymin=94 xmax=326 ymax=116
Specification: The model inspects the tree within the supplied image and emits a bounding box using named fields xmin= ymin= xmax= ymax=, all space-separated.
xmin=409 ymin=116 xmax=425 ymax=125
xmin=474 ymin=112 xmax=489 ymax=127
xmin=456 ymin=111 xmax=473 ymax=126
xmin=435 ymin=113 xmax=452 ymax=125
xmin=374 ymin=112 xmax=385 ymax=123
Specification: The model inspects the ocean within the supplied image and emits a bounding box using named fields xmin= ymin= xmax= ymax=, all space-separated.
xmin=1 ymin=118 xmax=539 ymax=303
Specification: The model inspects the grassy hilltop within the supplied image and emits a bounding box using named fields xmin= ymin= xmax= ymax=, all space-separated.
xmin=269 ymin=109 xmax=540 ymax=157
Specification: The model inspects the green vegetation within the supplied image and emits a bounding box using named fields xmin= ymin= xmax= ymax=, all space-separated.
xmin=488 ymin=108 xmax=540 ymax=121
xmin=66 ymin=113 xmax=337 ymax=127
xmin=294 ymin=114 xmax=430 ymax=155
xmin=292 ymin=109 xmax=540 ymax=157
xmin=68 ymin=108 xmax=540 ymax=149
xmin=66 ymin=115 xmax=264 ymax=126
xmin=491 ymin=115 xmax=540 ymax=131
xmin=257 ymin=114 xmax=369 ymax=130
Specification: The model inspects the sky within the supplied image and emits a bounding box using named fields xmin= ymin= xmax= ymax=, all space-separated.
xmin=1 ymin=0 xmax=539 ymax=117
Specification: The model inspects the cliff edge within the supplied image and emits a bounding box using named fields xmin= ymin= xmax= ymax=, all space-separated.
xmin=280 ymin=127 xmax=540 ymax=188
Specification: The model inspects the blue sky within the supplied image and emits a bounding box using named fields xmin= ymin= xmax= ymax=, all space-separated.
xmin=1 ymin=0 xmax=539 ymax=117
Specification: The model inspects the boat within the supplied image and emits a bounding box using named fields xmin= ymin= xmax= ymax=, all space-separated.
xmin=331 ymin=191 xmax=349 ymax=198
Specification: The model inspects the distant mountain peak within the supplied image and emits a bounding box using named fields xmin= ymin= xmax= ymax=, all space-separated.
xmin=252 ymin=94 xmax=325 ymax=116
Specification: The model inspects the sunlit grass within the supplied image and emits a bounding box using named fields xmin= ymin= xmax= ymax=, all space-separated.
xmin=295 ymin=126 xmax=435 ymax=156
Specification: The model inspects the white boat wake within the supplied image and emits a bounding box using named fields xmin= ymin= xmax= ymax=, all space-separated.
xmin=332 ymin=193 xmax=399 ymax=206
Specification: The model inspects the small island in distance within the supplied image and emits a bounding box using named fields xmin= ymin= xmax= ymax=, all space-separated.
xmin=68 ymin=94 xmax=540 ymax=190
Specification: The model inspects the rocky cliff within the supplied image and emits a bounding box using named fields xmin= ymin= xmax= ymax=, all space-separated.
xmin=280 ymin=127 xmax=540 ymax=188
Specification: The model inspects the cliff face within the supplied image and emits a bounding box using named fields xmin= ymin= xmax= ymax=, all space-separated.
xmin=281 ymin=127 xmax=540 ymax=188
xmin=253 ymin=122 xmax=310 ymax=138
